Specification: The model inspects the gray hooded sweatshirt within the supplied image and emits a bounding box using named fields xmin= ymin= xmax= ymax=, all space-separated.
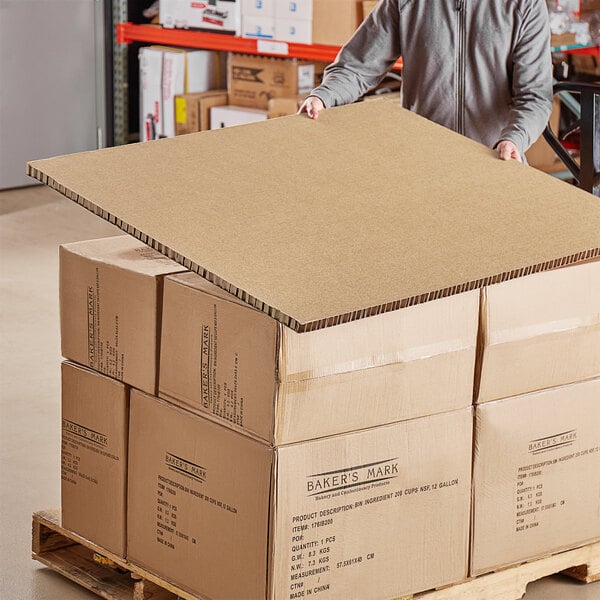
xmin=310 ymin=0 xmax=554 ymax=157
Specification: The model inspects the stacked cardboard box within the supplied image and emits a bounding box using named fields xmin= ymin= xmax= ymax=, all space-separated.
xmin=207 ymin=52 xmax=324 ymax=128
xmin=59 ymin=236 xmax=186 ymax=557
xmin=471 ymin=261 xmax=600 ymax=575
xmin=174 ymin=90 xmax=229 ymax=134
xmin=58 ymin=237 xmax=478 ymax=597
xmin=58 ymin=236 xmax=600 ymax=597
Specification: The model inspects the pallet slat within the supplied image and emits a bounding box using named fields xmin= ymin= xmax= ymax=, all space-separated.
xmin=32 ymin=510 xmax=599 ymax=600
xmin=404 ymin=543 xmax=600 ymax=600
xmin=32 ymin=510 xmax=192 ymax=600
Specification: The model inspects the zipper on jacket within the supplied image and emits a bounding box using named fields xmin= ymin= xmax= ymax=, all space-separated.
xmin=456 ymin=0 xmax=466 ymax=135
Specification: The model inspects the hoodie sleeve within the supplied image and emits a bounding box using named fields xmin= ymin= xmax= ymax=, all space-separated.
xmin=309 ymin=0 xmax=402 ymax=108
xmin=496 ymin=0 xmax=554 ymax=155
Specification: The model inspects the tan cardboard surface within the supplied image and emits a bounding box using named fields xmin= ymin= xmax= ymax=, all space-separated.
xmin=61 ymin=361 xmax=129 ymax=557
xmin=29 ymin=100 xmax=600 ymax=332
xmin=471 ymin=378 xmax=600 ymax=575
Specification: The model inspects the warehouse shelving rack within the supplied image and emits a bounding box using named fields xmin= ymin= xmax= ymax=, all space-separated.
xmin=111 ymin=17 xmax=598 ymax=148
xmin=112 ymin=20 xmax=402 ymax=145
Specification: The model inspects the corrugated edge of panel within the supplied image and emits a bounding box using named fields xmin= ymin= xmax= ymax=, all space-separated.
xmin=29 ymin=166 xmax=600 ymax=334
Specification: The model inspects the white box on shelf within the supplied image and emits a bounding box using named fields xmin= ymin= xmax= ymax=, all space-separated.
xmin=242 ymin=0 xmax=276 ymax=17
xmin=160 ymin=0 xmax=241 ymax=35
xmin=275 ymin=17 xmax=312 ymax=44
xmin=276 ymin=0 xmax=313 ymax=20
xmin=241 ymin=14 xmax=276 ymax=39
xmin=210 ymin=105 xmax=268 ymax=128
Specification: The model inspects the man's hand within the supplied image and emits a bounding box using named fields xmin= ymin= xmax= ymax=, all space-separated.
xmin=497 ymin=140 xmax=522 ymax=163
xmin=299 ymin=96 xmax=325 ymax=119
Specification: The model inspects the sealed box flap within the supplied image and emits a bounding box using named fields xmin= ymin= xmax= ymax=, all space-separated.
xmin=28 ymin=101 xmax=600 ymax=333
xmin=61 ymin=235 xmax=187 ymax=277
xmin=279 ymin=290 xmax=479 ymax=382
xmin=484 ymin=260 xmax=600 ymax=345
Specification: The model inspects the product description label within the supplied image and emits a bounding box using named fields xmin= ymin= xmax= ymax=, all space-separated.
xmin=86 ymin=268 xmax=125 ymax=380
xmin=284 ymin=474 xmax=461 ymax=598
xmin=154 ymin=470 xmax=238 ymax=552
xmin=514 ymin=443 xmax=599 ymax=533
xmin=61 ymin=420 xmax=119 ymax=486
xmin=199 ymin=304 xmax=244 ymax=427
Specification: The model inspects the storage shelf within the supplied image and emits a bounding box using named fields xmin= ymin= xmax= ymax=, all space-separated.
xmin=550 ymin=42 xmax=600 ymax=57
xmin=116 ymin=22 xmax=403 ymax=69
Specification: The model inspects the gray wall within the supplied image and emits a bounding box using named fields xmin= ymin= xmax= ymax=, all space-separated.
xmin=0 ymin=0 xmax=105 ymax=189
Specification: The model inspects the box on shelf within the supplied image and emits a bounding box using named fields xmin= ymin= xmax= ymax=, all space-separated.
xmin=550 ymin=32 xmax=578 ymax=46
xmin=275 ymin=17 xmax=313 ymax=44
xmin=139 ymin=46 xmax=225 ymax=140
xmin=61 ymin=362 xmax=129 ymax=557
xmin=241 ymin=14 xmax=276 ymax=39
xmin=362 ymin=0 xmax=377 ymax=19
xmin=228 ymin=53 xmax=315 ymax=109
xmin=471 ymin=377 xmax=600 ymax=575
xmin=312 ymin=0 xmax=362 ymax=46
xmin=241 ymin=0 xmax=276 ymax=17
xmin=59 ymin=235 xmax=186 ymax=395
xmin=159 ymin=272 xmax=479 ymax=444
xmin=128 ymin=391 xmax=473 ymax=600
xmin=276 ymin=0 xmax=313 ymax=19
xmin=210 ymin=104 xmax=268 ymax=128
xmin=160 ymin=0 xmax=241 ymax=35
xmin=267 ymin=94 xmax=306 ymax=118
xmin=139 ymin=47 xmax=163 ymax=142
xmin=526 ymin=98 xmax=563 ymax=173
xmin=475 ymin=260 xmax=600 ymax=404
xmin=175 ymin=90 xmax=228 ymax=134
xmin=571 ymin=54 xmax=600 ymax=77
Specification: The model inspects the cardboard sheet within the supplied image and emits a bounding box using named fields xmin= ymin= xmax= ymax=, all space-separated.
xmin=28 ymin=99 xmax=600 ymax=332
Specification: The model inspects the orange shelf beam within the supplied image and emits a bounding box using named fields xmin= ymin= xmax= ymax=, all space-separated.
xmin=116 ymin=22 xmax=403 ymax=69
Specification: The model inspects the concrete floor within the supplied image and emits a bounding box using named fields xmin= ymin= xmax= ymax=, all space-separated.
xmin=0 ymin=184 xmax=598 ymax=599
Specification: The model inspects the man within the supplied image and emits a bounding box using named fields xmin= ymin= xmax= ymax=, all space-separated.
xmin=302 ymin=0 xmax=553 ymax=163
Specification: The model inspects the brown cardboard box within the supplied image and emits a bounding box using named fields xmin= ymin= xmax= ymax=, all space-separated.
xmin=61 ymin=361 xmax=129 ymax=557
xmin=313 ymin=0 xmax=362 ymax=46
xmin=128 ymin=390 xmax=473 ymax=600
xmin=28 ymin=101 xmax=600 ymax=336
xmin=571 ymin=54 xmax=600 ymax=77
xmin=228 ymin=53 xmax=315 ymax=109
xmin=471 ymin=378 xmax=600 ymax=575
xmin=174 ymin=90 xmax=228 ymax=135
xmin=582 ymin=0 xmax=600 ymax=12
xmin=526 ymin=97 xmax=563 ymax=173
xmin=362 ymin=0 xmax=378 ymax=20
xmin=551 ymin=32 xmax=578 ymax=47
xmin=159 ymin=272 xmax=479 ymax=444
xmin=267 ymin=94 xmax=306 ymax=118
xmin=476 ymin=260 xmax=600 ymax=403
xmin=60 ymin=236 xmax=186 ymax=395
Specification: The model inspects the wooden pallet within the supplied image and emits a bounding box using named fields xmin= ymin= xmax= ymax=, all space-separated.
xmin=33 ymin=509 xmax=599 ymax=600
xmin=399 ymin=542 xmax=600 ymax=600
xmin=32 ymin=509 xmax=196 ymax=600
